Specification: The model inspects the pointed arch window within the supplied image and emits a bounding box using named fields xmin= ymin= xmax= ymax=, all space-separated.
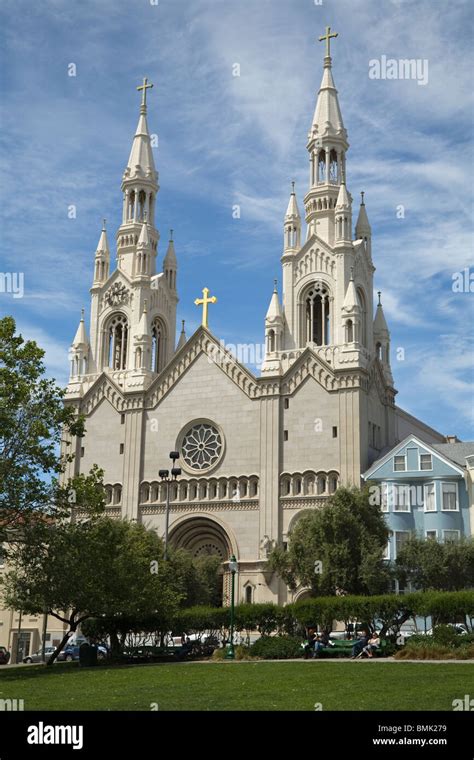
xmin=318 ymin=150 xmax=326 ymax=183
xmin=107 ymin=314 xmax=129 ymax=370
xmin=356 ymin=288 xmax=367 ymax=347
xmin=267 ymin=329 xmax=276 ymax=354
xmin=329 ymin=149 xmax=338 ymax=183
xmin=346 ymin=319 xmax=354 ymax=343
xmin=304 ymin=282 xmax=331 ymax=346
xmin=151 ymin=318 xmax=167 ymax=373
xmin=128 ymin=190 xmax=136 ymax=221
xmin=138 ymin=190 xmax=146 ymax=221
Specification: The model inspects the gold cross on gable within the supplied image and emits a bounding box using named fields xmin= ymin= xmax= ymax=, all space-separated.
xmin=194 ymin=287 xmax=217 ymax=329
xmin=137 ymin=77 xmax=154 ymax=108
xmin=319 ymin=26 xmax=338 ymax=57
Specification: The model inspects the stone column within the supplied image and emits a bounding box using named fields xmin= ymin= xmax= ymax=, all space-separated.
xmin=122 ymin=407 xmax=145 ymax=521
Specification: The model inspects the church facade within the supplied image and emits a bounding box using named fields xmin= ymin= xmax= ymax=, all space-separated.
xmin=63 ymin=35 xmax=444 ymax=604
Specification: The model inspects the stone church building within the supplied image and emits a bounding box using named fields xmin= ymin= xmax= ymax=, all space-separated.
xmin=63 ymin=37 xmax=443 ymax=604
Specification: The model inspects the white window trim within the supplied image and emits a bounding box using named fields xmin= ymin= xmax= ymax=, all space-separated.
xmin=393 ymin=454 xmax=407 ymax=472
xmin=425 ymin=529 xmax=438 ymax=540
xmin=419 ymin=451 xmax=433 ymax=472
xmin=382 ymin=539 xmax=391 ymax=560
xmin=442 ymin=529 xmax=461 ymax=542
xmin=394 ymin=531 xmax=411 ymax=559
xmin=440 ymin=481 xmax=459 ymax=512
xmin=423 ymin=482 xmax=437 ymax=513
xmin=392 ymin=483 xmax=411 ymax=512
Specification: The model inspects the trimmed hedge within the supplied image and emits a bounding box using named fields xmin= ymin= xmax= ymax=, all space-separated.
xmin=83 ymin=590 xmax=474 ymax=656
xmin=250 ymin=636 xmax=304 ymax=660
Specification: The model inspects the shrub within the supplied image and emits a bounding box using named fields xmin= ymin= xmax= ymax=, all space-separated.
xmin=249 ymin=636 xmax=303 ymax=660
xmin=431 ymin=625 xmax=460 ymax=647
xmin=395 ymin=644 xmax=474 ymax=661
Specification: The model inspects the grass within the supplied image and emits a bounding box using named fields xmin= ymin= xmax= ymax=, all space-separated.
xmin=1 ymin=660 xmax=473 ymax=711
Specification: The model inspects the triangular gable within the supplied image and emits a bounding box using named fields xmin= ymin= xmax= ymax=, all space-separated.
xmin=146 ymin=326 xmax=259 ymax=408
xmin=363 ymin=434 xmax=465 ymax=479
xmin=80 ymin=372 xmax=131 ymax=415
xmin=281 ymin=345 xmax=340 ymax=396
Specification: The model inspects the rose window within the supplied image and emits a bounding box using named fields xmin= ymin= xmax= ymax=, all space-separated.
xmin=181 ymin=423 xmax=223 ymax=471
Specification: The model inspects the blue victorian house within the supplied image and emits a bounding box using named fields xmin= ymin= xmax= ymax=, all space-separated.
xmin=363 ymin=435 xmax=474 ymax=571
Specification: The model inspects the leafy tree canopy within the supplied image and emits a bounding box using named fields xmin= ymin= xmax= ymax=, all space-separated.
xmin=269 ymin=486 xmax=391 ymax=596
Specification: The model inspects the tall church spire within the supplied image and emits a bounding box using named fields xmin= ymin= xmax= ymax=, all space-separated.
xmin=304 ymin=28 xmax=349 ymax=246
xmin=126 ymin=78 xmax=157 ymax=183
xmin=118 ymin=78 xmax=160 ymax=279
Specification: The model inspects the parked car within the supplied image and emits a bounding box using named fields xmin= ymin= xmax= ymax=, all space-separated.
xmin=422 ymin=623 xmax=469 ymax=637
xmin=0 ymin=647 xmax=11 ymax=665
xmin=57 ymin=644 xmax=108 ymax=662
xmin=23 ymin=646 xmax=56 ymax=664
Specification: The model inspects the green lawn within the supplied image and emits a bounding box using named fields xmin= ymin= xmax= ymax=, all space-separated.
xmin=0 ymin=661 xmax=471 ymax=711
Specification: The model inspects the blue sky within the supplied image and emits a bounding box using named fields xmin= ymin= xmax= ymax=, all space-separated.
xmin=0 ymin=0 xmax=473 ymax=438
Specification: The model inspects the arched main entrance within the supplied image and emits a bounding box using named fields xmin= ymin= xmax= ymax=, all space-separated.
xmin=168 ymin=515 xmax=233 ymax=560
xmin=168 ymin=516 xmax=236 ymax=605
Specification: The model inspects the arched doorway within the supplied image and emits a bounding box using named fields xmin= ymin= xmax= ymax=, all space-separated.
xmin=168 ymin=516 xmax=235 ymax=605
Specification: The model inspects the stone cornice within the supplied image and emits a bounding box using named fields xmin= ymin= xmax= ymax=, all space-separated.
xmin=140 ymin=500 xmax=259 ymax=515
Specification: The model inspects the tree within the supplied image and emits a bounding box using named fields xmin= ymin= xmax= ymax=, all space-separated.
xmin=0 ymin=316 xmax=84 ymax=536
xmin=269 ymin=486 xmax=391 ymax=596
xmin=163 ymin=550 xmax=223 ymax=608
xmin=3 ymin=517 xmax=183 ymax=665
xmin=396 ymin=536 xmax=474 ymax=591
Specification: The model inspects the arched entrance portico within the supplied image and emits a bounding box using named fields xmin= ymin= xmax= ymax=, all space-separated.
xmin=168 ymin=515 xmax=238 ymax=605
xmin=168 ymin=515 xmax=235 ymax=560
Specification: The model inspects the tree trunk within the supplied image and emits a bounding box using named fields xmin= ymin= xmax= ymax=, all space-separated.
xmin=47 ymin=624 xmax=76 ymax=667
xmin=109 ymin=631 xmax=121 ymax=661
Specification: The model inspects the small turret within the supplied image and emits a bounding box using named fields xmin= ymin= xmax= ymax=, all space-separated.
xmin=373 ymin=292 xmax=393 ymax=384
xmin=163 ymin=229 xmax=178 ymax=291
xmin=283 ymin=182 xmax=301 ymax=252
xmin=265 ymin=280 xmax=283 ymax=353
xmin=355 ymin=192 xmax=371 ymax=255
xmin=176 ymin=319 xmax=187 ymax=350
xmin=135 ymin=219 xmax=152 ymax=278
xmin=341 ymin=269 xmax=360 ymax=343
xmin=334 ymin=180 xmax=352 ymax=246
xmin=69 ymin=309 xmax=90 ymax=379
xmin=133 ymin=300 xmax=152 ymax=371
xmin=92 ymin=220 xmax=110 ymax=286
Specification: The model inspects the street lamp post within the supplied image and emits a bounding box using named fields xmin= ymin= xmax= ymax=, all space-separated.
xmin=225 ymin=555 xmax=238 ymax=660
xmin=159 ymin=451 xmax=181 ymax=561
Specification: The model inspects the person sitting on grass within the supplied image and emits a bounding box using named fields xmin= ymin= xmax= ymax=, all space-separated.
xmin=361 ymin=632 xmax=380 ymax=658
xmin=350 ymin=630 xmax=369 ymax=659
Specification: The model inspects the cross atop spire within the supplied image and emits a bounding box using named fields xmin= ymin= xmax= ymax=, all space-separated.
xmin=318 ymin=26 xmax=338 ymax=58
xmin=137 ymin=77 xmax=154 ymax=112
xmin=194 ymin=287 xmax=217 ymax=329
